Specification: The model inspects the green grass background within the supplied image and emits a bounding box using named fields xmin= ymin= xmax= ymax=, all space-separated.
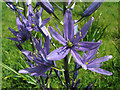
xmin=2 ymin=2 xmax=120 ymax=89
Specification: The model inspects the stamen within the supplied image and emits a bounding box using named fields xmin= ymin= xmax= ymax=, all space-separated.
xmin=31 ymin=24 xmax=35 ymax=28
xmin=79 ymin=32 xmax=81 ymax=37
xmin=33 ymin=52 xmax=38 ymax=58
xmin=86 ymin=62 xmax=88 ymax=65
xmin=66 ymin=40 xmax=73 ymax=48
xmin=74 ymin=35 xmax=76 ymax=39
xmin=78 ymin=43 xmax=81 ymax=47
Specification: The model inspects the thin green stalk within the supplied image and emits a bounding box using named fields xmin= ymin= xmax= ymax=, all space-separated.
xmin=64 ymin=55 xmax=70 ymax=89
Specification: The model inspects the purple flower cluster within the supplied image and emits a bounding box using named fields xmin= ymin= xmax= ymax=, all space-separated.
xmin=6 ymin=0 xmax=112 ymax=88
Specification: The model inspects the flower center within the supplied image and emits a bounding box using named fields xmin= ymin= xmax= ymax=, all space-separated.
xmin=86 ymin=62 xmax=88 ymax=65
xmin=66 ymin=40 xmax=73 ymax=48
xmin=31 ymin=24 xmax=35 ymax=28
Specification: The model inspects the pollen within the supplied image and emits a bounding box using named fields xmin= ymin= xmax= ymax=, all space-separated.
xmin=86 ymin=62 xmax=88 ymax=65
xmin=33 ymin=53 xmax=38 ymax=58
xmin=74 ymin=35 xmax=76 ymax=39
xmin=31 ymin=24 xmax=35 ymax=28
xmin=79 ymin=32 xmax=81 ymax=36
xmin=78 ymin=43 xmax=80 ymax=47
xmin=67 ymin=40 xmax=73 ymax=48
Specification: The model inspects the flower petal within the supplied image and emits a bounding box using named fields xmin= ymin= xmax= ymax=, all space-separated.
xmin=63 ymin=9 xmax=74 ymax=40
xmin=19 ymin=65 xmax=51 ymax=77
xmin=8 ymin=38 xmax=19 ymax=41
xmin=86 ymin=48 xmax=98 ymax=63
xmin=55 ymin=23 xmax=63 ymax=36
xmin=18 ymin=10 xmax=28 ymax=24
xmin=41 ymin=26 xmax=52 ymax=40
xmin=37 ymin=0 xmax=54 ymax=14
xmin=88 ymin=68 xmax=112 ymax=75
xmin=73 ymin=17 xmax=94 ymax=43
xmin=76 ymin=41 xmax=102 ymax=51
xmin=49 ymin=26 xmax=66 ymax=45
xmin=74 ymin=24 xmax=78 ymax=35
xmin=9 ymin=27 xmax=17 ymax=36
xmin=21 ymin=50 xmax=33 ymax=61
xmin=16 ymin=17 xmax=22 ymax=31
xmin=47 ymin=46 xmax=70 ymax=60
xmin=44 ymin=36 xmax=50 ymax=55
xmin=70 ymin=49 xmax=87 ymax=70
xmin=28 ymin=4 xmax=34 ymax=23
xmin=88 ymin=55 xmax=112 ymax=65
xmin=41 ymin=17 xmax=51 ymax=28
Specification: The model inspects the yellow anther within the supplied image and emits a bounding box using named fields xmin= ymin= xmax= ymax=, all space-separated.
xmin=74 ymin=35 xmax=76 ymax=39
xmin=66 ymin=40 xmax=73 ymax=48
xmin=31 ymin=57 xmax=34 ymax=61
xmin=86 ymin=62 xmax=88 ymax=65
xmin=79 ymin=32 xmax=81 ymax=37
xmin=78 ymin=43 xmax=80 ymax=47
xmin=33 ymin=52 xmax=38 ymax=58
xmin=31 ymin=24 xmax=35 ymax=28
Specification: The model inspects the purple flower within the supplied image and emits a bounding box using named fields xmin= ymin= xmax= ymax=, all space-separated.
xmin=83 ymin=0 xmax=104 ymax=17
xmin=35 ymin=8 xmax=52 ymax=40
xmin=19 ymin=37 xmax=52 ymax=77
xmin=8 ymin=17 xmax=31 ymax=43
xmin=18 ymin=4 xmax=51 ymax=32
xmin=68 ymin=0 xmax=73 ymax=6
xmin=80 ymin=48 xmax=113 ymax=75
xmin=37 ymin=0 xmax=54 ymax=14
xmin=47 ymin=9 xmax=102 ymax=66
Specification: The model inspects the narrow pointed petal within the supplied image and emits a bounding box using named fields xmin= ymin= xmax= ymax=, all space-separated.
xmin=41 ymin=17 xmax=51 ymax=28
xmin=88 ymin=55 xmax=112 ymax=65
xmin=41 ymin=26 xmax=52 ymax=40
xmin=70 ymin=2 xmax=76 ymax=10
xmin=70 ymin=49 xmax=87 ymax=70
xmin=86 ymin=48 xmax=98 ymax=63
xmin=87 ymin=63 xmax=103 ymax=68
xmin=68 ymin=0 xmax=73 ymax=6
xmin=74 ymin=24 xmax=78 ymax=35
xmin=28 ymin=4 xmax=34 ymax=23
xmin=18 ymin=10 xmax=28 ymax=24
xmin=26 ymin=0 xmax=31 ymax=6
xmin=63 ymin=9 xmax=74 ymax=40
xmin=47 ymin=46 xmax=70 ymax=60
xmin=49 ymin=26 xmax=66 ymax=45
xmin=8 ymin=38 xmax=19 ymax=41
xmin=55 ymin=23 xmax=63 ymax=36
xmin=33 ymin=37 xmax=46 ymax=56
xmin=77 ymin=41 xmax=102 ymax=51
xmin=88 ymin=68 xmax=112 ymax=75
xmin=16 ymin=17 xmax=22 ymax=31
xmin=19 ymin=69 xmax=29 ymax=74
xmin=73 ymin=17 xmax=94 ymax=43
xmin=9 ymin=27 xmax=17 ymax=36
xmin=21 ymin=50 xmax=33 ymax=61
xmin=19 ymin=65 xmax=50 ymax=77
xmin=44 ymin=36 xmax=50 ymax=55
xmin=35 ymin=8 xmax=43 ymax=26
xmin=37 ymin=0 xmax=54 ymax=14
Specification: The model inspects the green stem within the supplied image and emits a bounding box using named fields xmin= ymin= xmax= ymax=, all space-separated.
xmin=64 ymin=55 xmax=70 ymax=89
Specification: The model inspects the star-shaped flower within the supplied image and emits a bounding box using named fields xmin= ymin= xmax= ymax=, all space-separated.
xmin=8 ymin=17 xmax=31 ymax=43
xmin=79 ymin=48 xmax=112 ymax=75
xmin=47 ymin=9 xmax=102 ymax=68
xmin=19 ymin=36 xmax=52 ymax=77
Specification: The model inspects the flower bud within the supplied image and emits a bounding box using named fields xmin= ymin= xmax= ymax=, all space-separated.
xmin=83 ymin=0 xmax=104 ymax=17
xmin=37 ymin=0 xmax=54 ymax=14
